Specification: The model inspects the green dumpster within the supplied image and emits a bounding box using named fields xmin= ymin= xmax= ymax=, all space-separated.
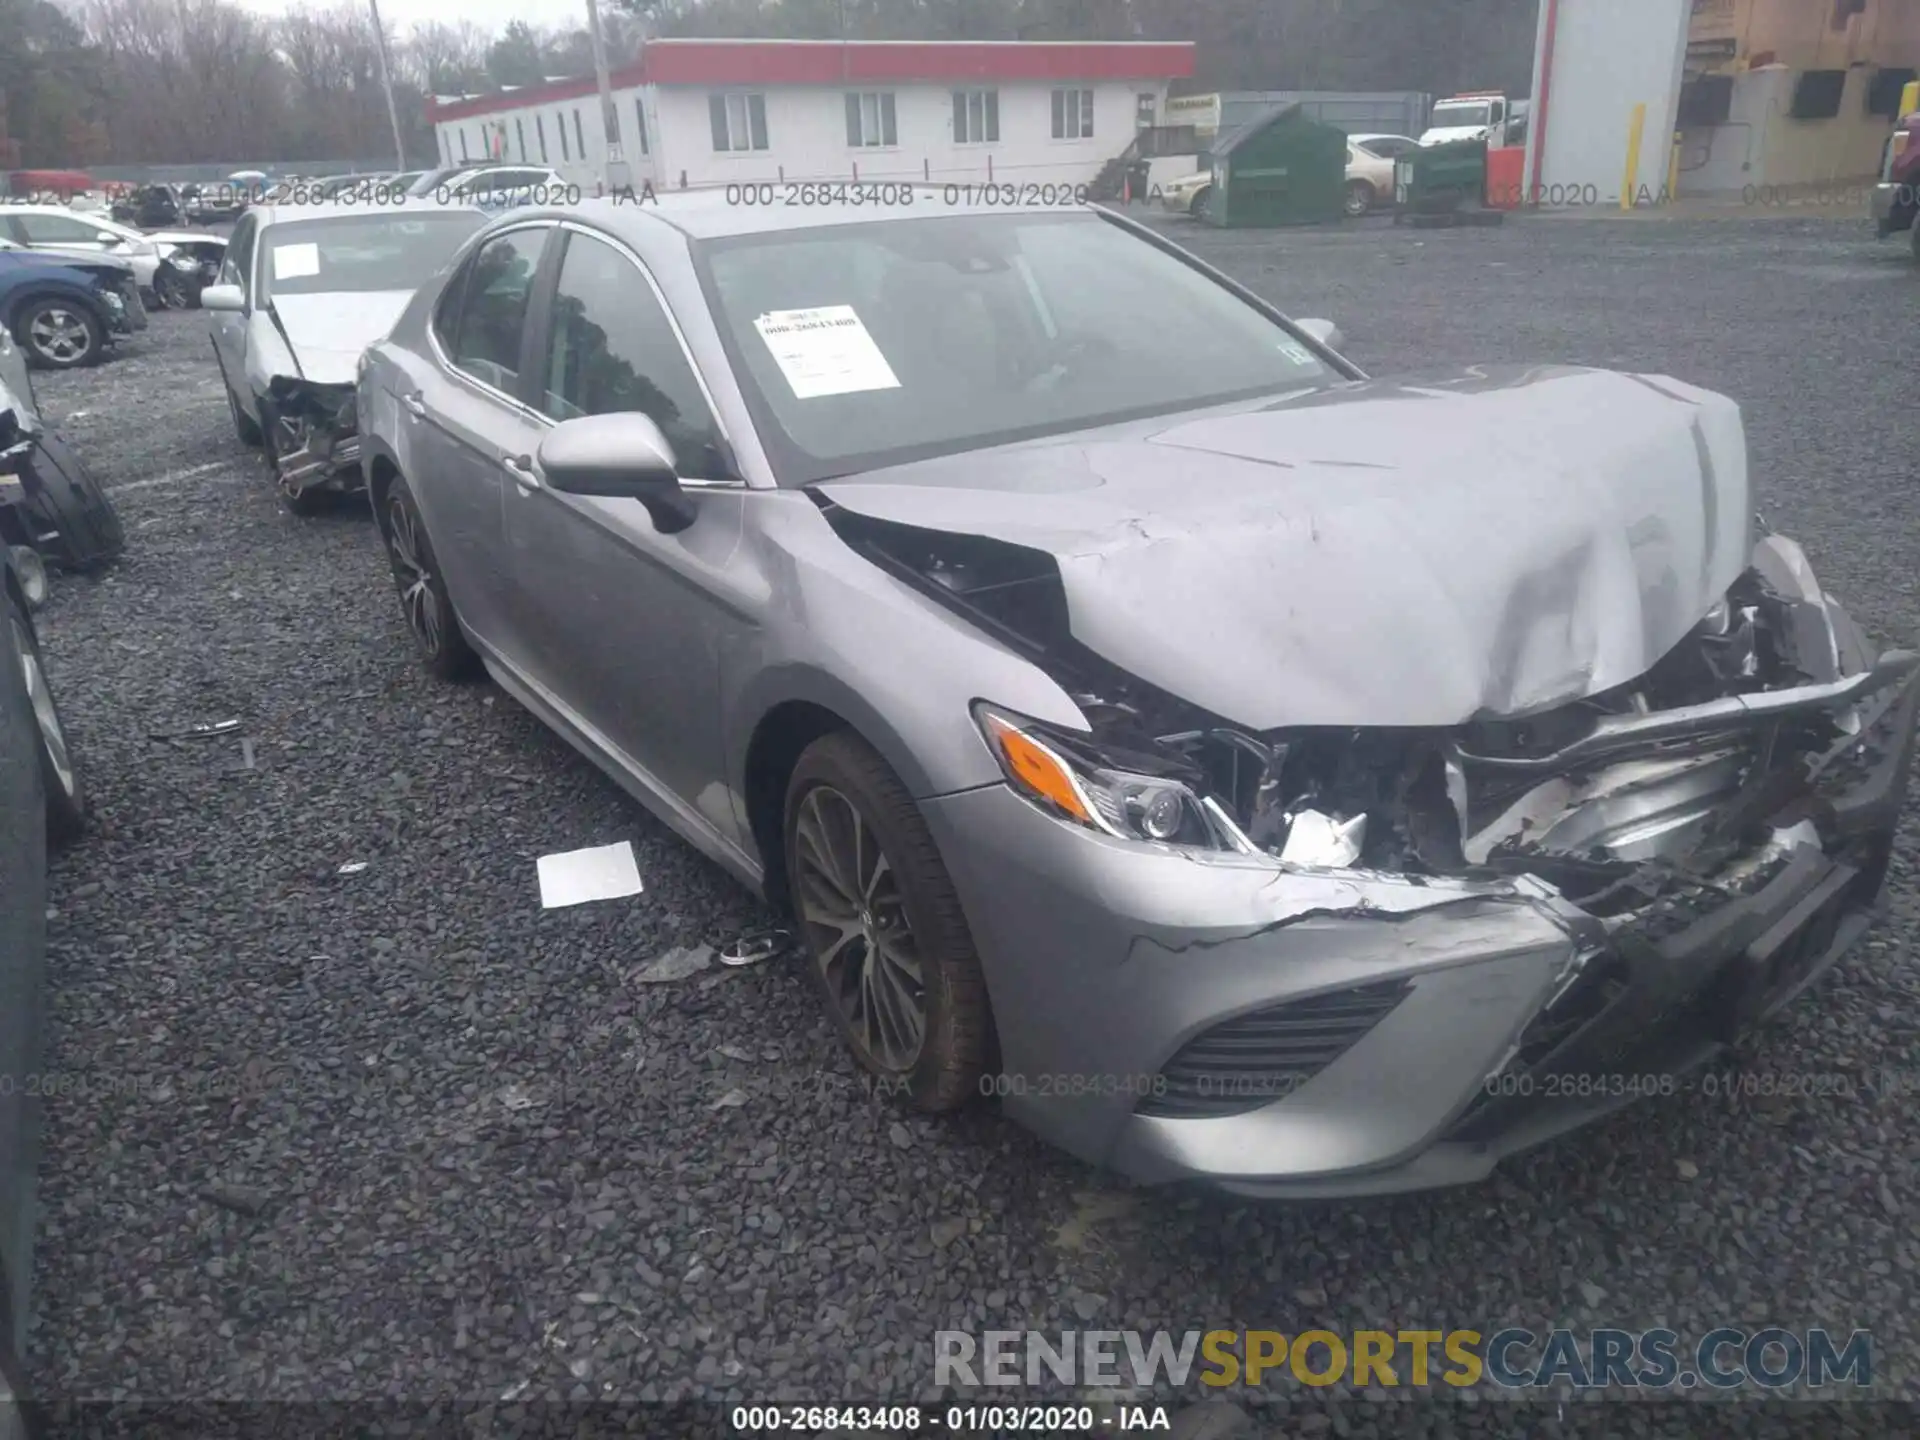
xmin=1393 ymin=138 xmax=1490 ymax=216
xmin=1203 ymin=103 xmax=1347 ymax=227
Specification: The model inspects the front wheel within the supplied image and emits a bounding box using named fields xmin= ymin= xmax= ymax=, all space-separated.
xmin=14 ymin=300 xmax=102 ymax=370
xmin=4 ymin=582 xmax=84 ymax=846
xmin=379 ymin=472 xmax=480 ymax=682
xmin=784 ymin=731 xmax=991 ymax=1111
xmin=153 ymin=267 xmax=194 ymax=309
xmin=1345 ymin=179 xmax=1376 ymax=217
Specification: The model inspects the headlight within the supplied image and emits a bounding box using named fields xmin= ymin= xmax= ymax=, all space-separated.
xmin=973 ymin=703 xmax=1245 ymax=850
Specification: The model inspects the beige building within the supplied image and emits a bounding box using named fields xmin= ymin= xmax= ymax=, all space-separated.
xmin=1680 ymin=0 xmax=1920 ymax=190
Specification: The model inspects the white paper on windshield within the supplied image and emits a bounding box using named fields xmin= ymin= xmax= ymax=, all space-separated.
xmin=272 ymin=242 xmax=321 ymax=279
xmin=1278 ymin=340 xmax=1315 ymax=365
xmin=753 ymin=306 xmax=900 ymax=399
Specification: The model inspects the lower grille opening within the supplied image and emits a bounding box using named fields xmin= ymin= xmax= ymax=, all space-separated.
xmin=1136 ymin=979 xmax=1412 ymax=1120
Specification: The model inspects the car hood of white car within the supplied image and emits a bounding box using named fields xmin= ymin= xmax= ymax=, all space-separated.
xmin=268 ymin=291 xmax=413 ymax=385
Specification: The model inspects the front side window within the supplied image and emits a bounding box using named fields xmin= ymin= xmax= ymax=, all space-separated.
xmin=846 ymin=92 xmax=897 ymax=148
xmin=539 ymin=231 xmax=726 ymax=479
xmin=953 ymin=89 xmax=999 ymax=144
xmin=16 ymin=212 xmax=109 ymax=244
xmin=446 ymin=227 xmax=547 ymax=393
xmin=710 ymin=93 xmax=769 ymax=152
xmin=697 ymin=212 xmax=1332 ymax=486
xmin=1051 ymin=89 xmax=1094 ymax=140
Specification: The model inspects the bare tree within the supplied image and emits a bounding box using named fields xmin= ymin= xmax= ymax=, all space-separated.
xmin=403 ymin=17 xmax=488 ymax=94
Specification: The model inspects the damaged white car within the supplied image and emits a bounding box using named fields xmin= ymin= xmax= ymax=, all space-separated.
xmin=201 ymin=199 xmax=486 ymax=515
xmin=359 ymin=196 xmax=1920 ymax=1197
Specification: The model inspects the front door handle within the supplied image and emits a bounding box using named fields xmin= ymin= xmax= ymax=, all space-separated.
xmin=501 ymin=451 xmax=539 ymax=490
xmin=401 ymin=392 xmax=426 ymax=418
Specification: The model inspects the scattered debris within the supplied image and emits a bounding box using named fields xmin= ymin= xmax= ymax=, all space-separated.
xmin=1052 ymin=1190 xmax=1139 ymax=1252
xmin=537 ymin=840 xmax=645 ymax=909
xmin=1579 ymin=1280 xmax=1607 ymax=1307
xmin=714 ymin=1044 xmax=755 ymax=1062
xmin=720 ymin=929 xmax=791 ymax=967
xmin=711 ymin=1089 xmax=749 ymax=1110
xmin=631 ymin=944 xmax=715 ymax=985
xmin=150 ymin=717 xmax=241 ymax=741
xmin=499 ymin=1380 xmax=530 ymax=1403
xmin=1291 ymin=1286 xmax=1327 ymax=1309
xmin=1676 ymin=1159 xmax=1699 ymax=1180
xmin=888 ymin=1122 xmax=913 ymax=1151
xmin=498 ymin=1083 xmax=541 ymax=1112
xmin=234 ymin=737 xmax=256 ymax=772
xmin=335 ymin=861 xmax=368 ymax=876
xmin=199 ymin=1180 xmax=274 ymax=1218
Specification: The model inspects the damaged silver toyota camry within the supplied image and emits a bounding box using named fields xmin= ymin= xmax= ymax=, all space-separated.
xmin=359 ymin=193 xmax=1918 ymax=1197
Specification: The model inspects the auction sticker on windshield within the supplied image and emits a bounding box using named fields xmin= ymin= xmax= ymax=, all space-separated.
xmin=753 ymin=306 xmax=900 ymax=399
xmin=272 ymin=243 xmax=321 ymax=279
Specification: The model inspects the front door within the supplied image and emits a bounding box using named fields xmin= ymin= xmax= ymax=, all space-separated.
xmin=500 ymin=224 xmax=745 ymax=835
xmin=209 ymin=213 xmax=257 ymax=416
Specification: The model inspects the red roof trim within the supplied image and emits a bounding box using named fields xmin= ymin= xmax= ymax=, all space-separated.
xmin=428 ymin=40 xmax=1194 ymax=122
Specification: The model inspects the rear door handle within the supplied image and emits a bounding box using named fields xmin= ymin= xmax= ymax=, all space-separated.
xmin=401 ymin=392 xmax=426 ymax=418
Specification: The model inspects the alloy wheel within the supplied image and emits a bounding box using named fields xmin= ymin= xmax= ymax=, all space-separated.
xmin=792 ymin=783 xmax=926 ymax=1070
xmin=11 ymin=614 xmax=74 ymax=799
xmin=386 ymin=496 xmax=442 ymax=657
xmin=27 ymin=308 xmax=90 ymax=365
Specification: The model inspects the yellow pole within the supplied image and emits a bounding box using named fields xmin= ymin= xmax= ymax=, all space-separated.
xmin=1622 ymin=102 xmax=1647 ymax=210
xmin=1902 ymin=79 xmax=1920 ymax=119
xmin=1667 ymin=132 xmax=1681 ymax=204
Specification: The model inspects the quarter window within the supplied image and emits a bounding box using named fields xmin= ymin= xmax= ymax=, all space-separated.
xmin=710 ymin=93 xmax=769 ymax=152
xmin=538 ymin=230 xmax=726 ymax=480
xmin=445 ymin=227 xmax=546 ymax=393
xmin=953 ymin=89 xmax=999 ymax=144
xmin=1051 ymin=89 xmax=1094 ymax=140
xmin=846 ymin=92 xmax=897 ymax=148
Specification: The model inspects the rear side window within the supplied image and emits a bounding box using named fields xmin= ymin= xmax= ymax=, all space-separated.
xmin=538 ymin=230 xmax=727 ymax=479
xmin=444 ymin=227 xmax=547 ymax=393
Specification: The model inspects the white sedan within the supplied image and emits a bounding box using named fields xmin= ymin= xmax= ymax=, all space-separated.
xmin=0 ymin=204 xmax=218 ymax=302
xmin=1344 ymin=134 xmax=1421 ymax=215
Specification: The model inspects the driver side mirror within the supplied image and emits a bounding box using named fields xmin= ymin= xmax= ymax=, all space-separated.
xmin=199 ymin=283 xmax=245 ymax=313
xmin=1295 ymin=317 xmax=1344 ymax=351
xmin=538 ymin=411 xmax=696 ymax=534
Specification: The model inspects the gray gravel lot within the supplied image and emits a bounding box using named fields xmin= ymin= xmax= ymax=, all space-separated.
xmin=18 ymin=212 xmax=1920 ymax=1434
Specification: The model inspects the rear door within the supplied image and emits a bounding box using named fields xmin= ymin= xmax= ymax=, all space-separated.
xmin=402 ymin=221 xmax=556 ymax=656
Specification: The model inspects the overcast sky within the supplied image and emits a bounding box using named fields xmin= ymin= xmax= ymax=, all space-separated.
xmin=238 ymin=0 xmax=585 ymax=47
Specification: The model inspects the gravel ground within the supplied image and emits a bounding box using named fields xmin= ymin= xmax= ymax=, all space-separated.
xmin=18 ymin=213 xmax=1920 ymax=1434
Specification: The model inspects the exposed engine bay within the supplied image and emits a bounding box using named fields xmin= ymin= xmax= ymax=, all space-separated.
xmin=266 ymin=376 xmax=361 ymax=498
xmin=828 ymin=504 xmax=1915 ymax=922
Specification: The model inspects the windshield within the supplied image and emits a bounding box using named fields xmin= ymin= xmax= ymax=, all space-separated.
xmin=696 ymin=212 xmax=1333 ymax=486
xmin=1429 ymin=102 xmax=1493 ymax=128
xmin=260 ymin=212 xmax=485 ymax=299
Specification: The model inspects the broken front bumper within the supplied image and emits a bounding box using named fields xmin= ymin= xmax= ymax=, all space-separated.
xmin=922 ymin=656 xmax=1920 ymax=1198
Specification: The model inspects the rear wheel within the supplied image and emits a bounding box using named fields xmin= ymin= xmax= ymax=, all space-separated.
xmin=1345 ymin=179 xmax=1376 ymax=217
xmin=379 ymin=471 xmax=480 ymax=682
xmin=14 ymin=300 xmax=102 ymax=370
xmin=784 ymin=731 xmax=991 ymax=1111
xmin=4 ymin=582 xmax=84 ymax=846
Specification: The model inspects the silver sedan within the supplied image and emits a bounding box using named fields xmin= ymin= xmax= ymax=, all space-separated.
xmin=357 ymin=192 xmax=1919 ymax=1197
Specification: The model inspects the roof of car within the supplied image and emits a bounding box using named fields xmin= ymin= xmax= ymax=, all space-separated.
xmin=500 ymin=188 xmax=1116 ymax=242
xmin=252 ymin=198 xmax=486 ymax=227
xmin=1350 ymin=133 xmax=1413 ymax=144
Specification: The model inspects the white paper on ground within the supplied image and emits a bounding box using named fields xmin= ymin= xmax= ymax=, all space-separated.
xmin=752 ymin=305 xmax=900 ymax=399
xmin=272 ymin=242 xmax=321 ymax=279
xmin=537 ymin=841 xmax=645 ymax=908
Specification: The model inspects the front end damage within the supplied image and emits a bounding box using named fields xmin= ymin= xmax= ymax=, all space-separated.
xmin=839 ymin=506 xmax=1919 ymax=1194
xmin=266 ymin=377 xmax=362 ymax=501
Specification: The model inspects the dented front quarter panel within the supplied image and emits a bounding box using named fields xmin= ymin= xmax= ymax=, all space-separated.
xmin=816 ymin=366 xmax=1753 ymax=730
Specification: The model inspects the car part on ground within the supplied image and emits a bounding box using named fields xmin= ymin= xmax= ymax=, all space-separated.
xmin=356 ymin=193 xmax=1917 ymax=1197
xmin=0 ymin=337 xmax=124 ymax=572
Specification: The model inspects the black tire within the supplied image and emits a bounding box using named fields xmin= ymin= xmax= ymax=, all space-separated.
xmin=784 ymin=731 xmax=991 ymax=1112
xmin=4 ymin=581 xmax=84 ymax=846
xmin=152 ymin=268 xmax=188 ymax=310
xmin=12 ymin=298 xmax=103 ymax=370
xmin=1345 ymin=179 xmax=1375 ymax=217
xmin=257 ymin=399 xmax=328 ymax=517
xmin=378 ymin=470 xmax=480 ymax=682
xmin=225 ymin=379 xmax=262 ymax=447
xmin=18 ymin=432 xmax=125 ymax=571
xmin=1189 ymin=185 xmax=1213 ymax=219
xmin=1908 ymin=215 xmax=1920 ymax=263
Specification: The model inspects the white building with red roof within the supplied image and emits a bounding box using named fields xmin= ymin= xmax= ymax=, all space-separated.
xmin=426 ymin=37 xmax=1196 ymax=192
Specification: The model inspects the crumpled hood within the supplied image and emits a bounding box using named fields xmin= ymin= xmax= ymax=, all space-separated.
xmin=268 ymin=291 xmax=413 ymax=386
xmin=815 ymin=365 xmax=1753 ymax=730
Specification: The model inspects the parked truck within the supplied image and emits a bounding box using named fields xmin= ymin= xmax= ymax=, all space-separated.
xmin=1419 ymin=92 xmax=1530 ymax=148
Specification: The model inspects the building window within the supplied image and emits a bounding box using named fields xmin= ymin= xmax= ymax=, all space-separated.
xmin=953 ymin=89 xmax=999 ymax=144
xmin=1052 ymin=88 xmax=1095 ymax=140
xmin=515 ymin=117 xmax=527 ymax=161
xmin=1136 ymin=92 xmax=1156 ymax=128
xmin=1832 ymin=0 xmax=1866 ymax=29
xmin=633 ymin=97 xmax=650 ymax=154
xmin=845 ymin=91 xmax=898 ymax=147
xmin=710 ymin=92 xmax=769 ymax=151
xmin=574 ymin=108 xmax=586 ymax=157
xmin=536 ymin=113 xmax=549 ymax=162
xmin=458 ymin=127 xmax=469 ymax=162
xmin=559 ymin=111 xmax=571 ymax=161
